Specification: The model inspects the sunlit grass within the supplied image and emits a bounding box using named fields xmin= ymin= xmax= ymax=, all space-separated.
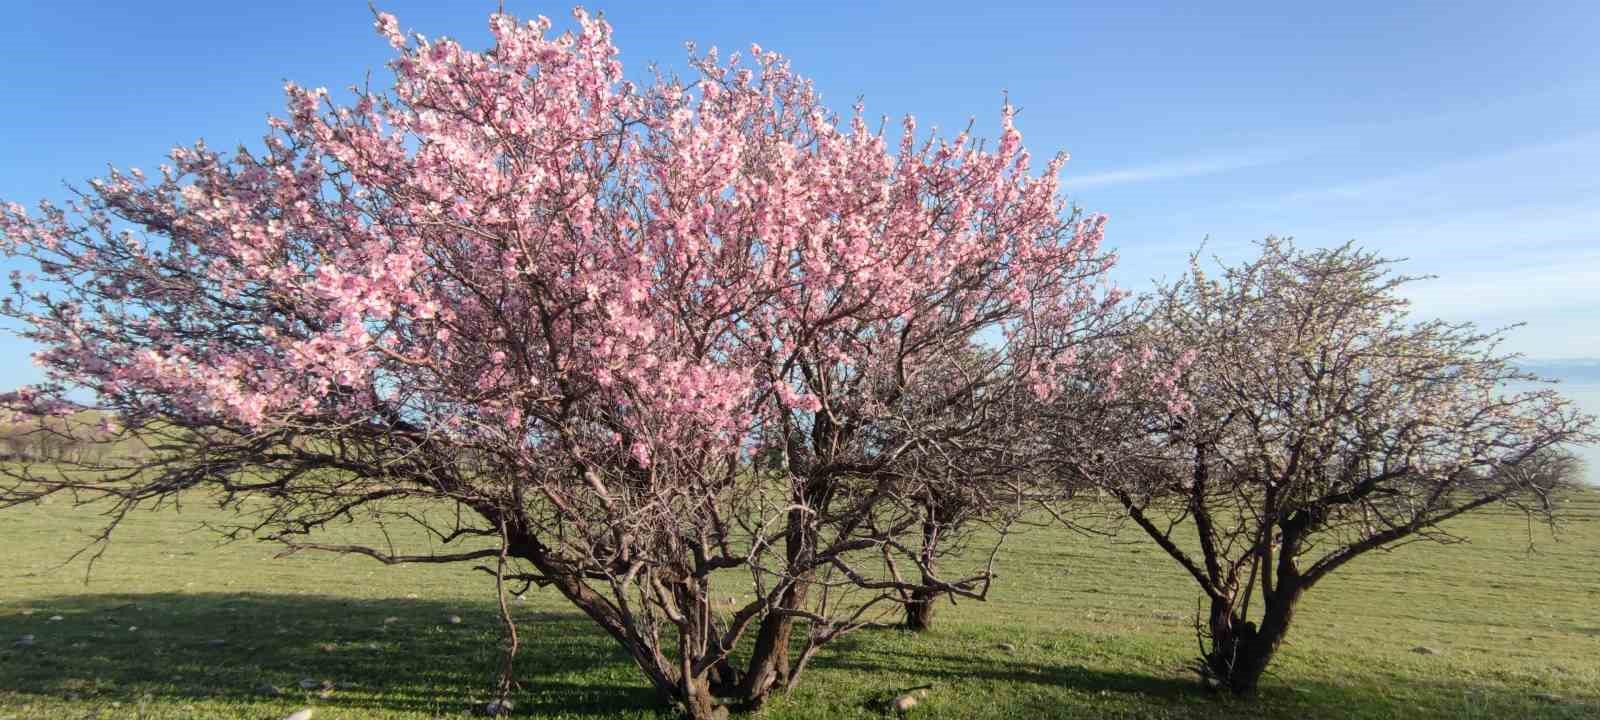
xmin=2 ymin=489 xmax=1597 ymax=718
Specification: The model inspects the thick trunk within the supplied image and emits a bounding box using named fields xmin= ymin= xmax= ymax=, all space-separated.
xmin=706 ymin=655 xmax=742 ymax=697
xmin=904 ymin=494 xmax=953 ymax=632
xmin=494 ymin=518 xmax=742 ymax=718
xmin=904 ymin=588 xmax=938 ymax=631
xmin=1203 ymin=582 xmax=1302 ymax=694
xmin=903 ymin=520 xmax=939 ymax=631
xmin=679 ymin=674 xmax=727 ymax=720
xmin=739 ymin=581 xmax=806 ymax=706
xmin=739 ymin=471 xmax=829 ymax=707
xmin=1200 ymin=510 xmax=1315 ymax=694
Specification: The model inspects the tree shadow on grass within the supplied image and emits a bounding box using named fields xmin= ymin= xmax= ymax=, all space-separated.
xmin=4 ymin=597 xmax=1594 ymax=719
xmin=809 ymin=631 xmax=1201 ymax=709
xmin=800 ymin=629 xmax=1599 ymax=719
xmin=0 ymin=592 xmax=660 ymax=717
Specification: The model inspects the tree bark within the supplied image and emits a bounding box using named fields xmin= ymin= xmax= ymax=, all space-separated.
xmin=1204 ymin=580 xmax=1301 ymax=694
xmin=739 ymin=464 xmax=832 ymax=708
xmin=904 ymin=587 xmax=938 ymax=631
xmin=1203 ymin=517 xmax=1310 ymax=695
xmin=904 ymin=490 xmax=955 ymax=632
xmin=739 ymin=580 xmax=806 ymax=707
xmin=679 ymin=671 xmax=727 ymax=720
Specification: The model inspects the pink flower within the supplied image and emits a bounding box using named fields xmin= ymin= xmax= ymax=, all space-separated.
xmin=630 ymin=441 xmax=652 ymax=468
xmin=375 ymin=12 xmax=405 ymax=49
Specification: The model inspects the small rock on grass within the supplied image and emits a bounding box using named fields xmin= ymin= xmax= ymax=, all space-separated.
xmin=890 ymin=685 xmax=931 ymax=714
xmin=282 ymin=710 xmax=315 ymax=720
xmin=447 ymin=614 xmax=463 ymax=625
xmin=318 ymin=642 xmax=338 ymax=653
xmin=1533 ymin=692 xmax=1565 ymax=704
xmin=483 ymin=698 xmax=514 ymax=716
xmin=255 ymin=683 xmax=284 ymax=697
xmin=996 ymin=642 xmax=1017 ymax=653
xmin=13 ymin=635 xmax=35 ymax=648
xmin=1411 ymin=646 xmax=1442 ymax=656
xmin=383 ymin=616 xmax=400 ymax=625
xmin=48 ymin=615 xmax=63 ymax=622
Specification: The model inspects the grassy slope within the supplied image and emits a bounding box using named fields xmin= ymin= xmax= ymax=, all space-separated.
xmin=1 ymin=491 xmax=1597 ymax=719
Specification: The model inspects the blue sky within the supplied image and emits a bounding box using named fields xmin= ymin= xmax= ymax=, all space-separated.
xmin=2 ymin=0 xmax=1598 ymax=390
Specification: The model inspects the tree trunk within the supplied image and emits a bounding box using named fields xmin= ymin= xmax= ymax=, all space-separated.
xmin=739 ymin=580 xmax=806 ymax=707
xmin=738 ymin=469 xmax=831 ymax=708
xmin=679 ymin=673 xmax=727 ymax=720
xmin=1203 ymin=581 xmax=1302 ymax=694
xmin=497 ymin=520 xmax=743 ymax=719
xmin=904 ymin=587 xmax=938 ymax=631
xmin=904 ymin=493 xmax=953 ymax=632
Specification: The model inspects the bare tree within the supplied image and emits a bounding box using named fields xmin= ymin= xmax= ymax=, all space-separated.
xmin=882 ymin=338 xmax=1110 ymax=631
xmin=1051 ymin=238 xmax=1596 ymax=694
xmin=852 ymin=346 xmax=1035 ymax=632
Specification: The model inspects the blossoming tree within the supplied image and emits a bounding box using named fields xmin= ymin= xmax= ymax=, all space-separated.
xmin=1051 ymin=239 xmax=1594 ymax=695
xmin=0 ymin=9 xmax=1120 ymax=717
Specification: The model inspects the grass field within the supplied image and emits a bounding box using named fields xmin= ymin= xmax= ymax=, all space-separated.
xmin=2 ymin=490 xmax=1598 ymax=719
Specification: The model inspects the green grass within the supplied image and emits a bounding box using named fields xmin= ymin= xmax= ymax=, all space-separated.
xmin=2 ymin=491 xmax=1598 ymax=719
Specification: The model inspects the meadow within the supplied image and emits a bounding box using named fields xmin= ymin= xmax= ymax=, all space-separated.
xmin=2 ymin=490 xmax=1597 ymax=719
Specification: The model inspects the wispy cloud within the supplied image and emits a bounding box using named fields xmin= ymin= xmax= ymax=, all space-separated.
xmin=1400 ymin=254 xmax=1600 ymax=320
xmin=1266 ymin=131 xmax=1600 ymax=208
xmin=1066 ymin=150 xmax=1295 ymax=189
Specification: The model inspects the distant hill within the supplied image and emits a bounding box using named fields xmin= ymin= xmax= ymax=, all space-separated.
xmin=1518 ymin=360 xmax=1600 ymax=486
xmin=1520 ymin=358 xmax=1600 ymax=385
